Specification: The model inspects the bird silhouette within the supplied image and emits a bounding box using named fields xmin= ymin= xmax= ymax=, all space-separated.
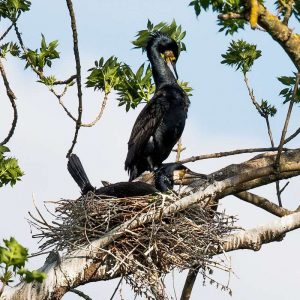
xmin=68 ymin=154 xmax=204 ymax=197
xmin=125 ymin=31 xmax=190 ymax=181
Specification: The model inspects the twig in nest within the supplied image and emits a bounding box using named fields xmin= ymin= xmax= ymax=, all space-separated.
xmin=29 ymin=192 xmax=237 ymax=299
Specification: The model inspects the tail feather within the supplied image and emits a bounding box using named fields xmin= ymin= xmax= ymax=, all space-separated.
xmin=67 ymin=154 xmax=94 ymax=194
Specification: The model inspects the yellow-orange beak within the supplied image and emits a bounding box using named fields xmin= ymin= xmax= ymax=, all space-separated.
xmin=163 ymin=50 xmax=178 ymax=79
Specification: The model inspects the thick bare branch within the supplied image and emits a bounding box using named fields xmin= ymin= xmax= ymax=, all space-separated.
xmin=180 ymin=267 xmax=199 ymax=300
xmin=234 ymin=191 xmax=293 ymax=217
xmin=223 ymin=211 xmax=300 ymax=252
xmin=0 ymin=58 xmax=18 ymax=145
xmin=3 ymin=209 xmax=300 ymax=300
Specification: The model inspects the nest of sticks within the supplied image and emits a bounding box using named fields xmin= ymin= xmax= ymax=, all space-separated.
xmin=30 ymin=191 xmax=237 ymax=299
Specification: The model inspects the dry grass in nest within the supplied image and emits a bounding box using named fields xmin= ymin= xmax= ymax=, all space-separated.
xmin=29 ymin=191 xmax=237 ymax=299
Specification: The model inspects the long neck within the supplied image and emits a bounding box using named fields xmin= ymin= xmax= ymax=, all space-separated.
xmin=147 ymin=44 xmax=177 ymax=89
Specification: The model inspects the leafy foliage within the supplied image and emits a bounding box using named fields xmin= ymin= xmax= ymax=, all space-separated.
xmin=86 ymin=56 xmax=122 ymax=94
xmin=87 ymin=56 xmax=193 ymax=111
xmin=21 ymin=34 xmax=59 ymax=72
xmin=117 ymin=63 xmax=155 ymax=111
xmin=38 ymin=75 xmax=57 ymax=87
xmin=260 ymin=99 xmax=277 ymax=117
xmin=0 ymin=146 xmax=23 ymax=187
xmin=0 ymin=237 xmax=46 ymax=292
xmin=0 ymin=42 xmax=20 ymax=58
xmin=278 ymin=74 xmax=300 ymax=104
xmin=189 ymin=0 xmax=246 ymax=34
xmin=221 ymin=39 xmax=261 ymax=74
xmin=0 ymin=0 xmax=31 ymax=20
xmin=132 ymin=19 xmax=187 ymax=52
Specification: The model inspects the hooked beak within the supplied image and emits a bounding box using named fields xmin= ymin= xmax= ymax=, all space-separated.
xmin=167 ymin=60 xmax=178 ymax=80
xmin=173 ymin=169 xmax=208 ymax=185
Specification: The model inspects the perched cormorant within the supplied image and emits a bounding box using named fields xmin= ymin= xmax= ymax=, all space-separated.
xmin=68 ymin=154 xmax=205 ymax=197
xmin=125 ymin=31 xmax=190 ymax=180
xmin=68 ymin=154 xmax=158 ymax=198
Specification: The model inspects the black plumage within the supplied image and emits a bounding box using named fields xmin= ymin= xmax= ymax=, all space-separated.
xmin=125 ymin=31 xmax=190 ymax=181
xmin=68 ymin=154 xmax=206 ymax=198
xmin=67 ymin=154 xmax=158 ymax=198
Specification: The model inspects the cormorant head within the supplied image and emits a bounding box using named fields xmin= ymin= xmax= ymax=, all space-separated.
xmin=147 ymin=31 xmax=179 ymax=79
xmin=154 ymin=163 xmax=207 ymax=192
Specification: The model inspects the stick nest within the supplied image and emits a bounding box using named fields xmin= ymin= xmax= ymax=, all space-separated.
xmin=30 ymin=191 xmax=237 ymax=299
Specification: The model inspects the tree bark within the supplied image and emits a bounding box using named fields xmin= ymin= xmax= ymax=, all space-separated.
xmin=2 ymin=149 xmax=300 ymax=299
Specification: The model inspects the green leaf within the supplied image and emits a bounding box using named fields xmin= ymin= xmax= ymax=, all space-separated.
xmin=0 ymin=0 xmax=31 ymax=20
xmin=18 ymin=268 xmax=47 ymax=283
xmin=132 ymin=19 xmax=187 ymax=53
xmin=221 ymin=39 xmax=261 ymax=74
xmin=0 ymin=238 xmax=28 ymax=269
xmin=0 ymin=146 xmax=24 ymax=187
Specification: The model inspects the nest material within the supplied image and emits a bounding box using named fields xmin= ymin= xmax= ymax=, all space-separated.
xmin=29 ymin=191 xmax=236 ymax=299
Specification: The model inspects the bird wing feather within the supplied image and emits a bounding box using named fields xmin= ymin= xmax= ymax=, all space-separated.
xmin=125 ymin=90 xmax=169 ymax=169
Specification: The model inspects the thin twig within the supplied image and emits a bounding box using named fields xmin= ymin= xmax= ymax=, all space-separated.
xmin=0 ymin=23 xmax=14 ymax=42
xmin=69 ymin=288 xmax=92 ymax=300
xmin=53 ymin=74 xmax=77 ymax=85
xmin=275 ymin=73 xmax=300 ymax=169
xmin=66 ymin=0 xmax=83 ymax=158
xmin=109 ymin=277 xmax=123 ymax=300
xmin=244 ymin=72 xmax=283 ymax=206
xmin=178 ymin=147 xmax=288 ymax=164
xmin=173 ymin=138 xmax=186 ymax=162
xmin=0 ymin=58 xmax=18 ymax=145
xmin=284 ymin=127 xmax=300 ymax=144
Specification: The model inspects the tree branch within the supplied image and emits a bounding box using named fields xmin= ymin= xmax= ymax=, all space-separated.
xmin=275 ymin=72 xmax=300 ymax=169
xmin=0 ymin=58 xmax=18 ymax=145
xmin=223 ymin=211 xmax=300 ymax=252
xmin=65 ymin=0 xmax=83 ymax=158
xmin=2 ymin=149 xmax=300 ymax=299
xmin=178 ymin=147 xmax=289 ymax=164
xmin=234 ymin=191 xmax=293 ymax=217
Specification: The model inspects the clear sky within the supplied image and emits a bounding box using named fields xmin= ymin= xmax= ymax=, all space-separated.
xmin=0 ymin=0 xmax=300 ymax=299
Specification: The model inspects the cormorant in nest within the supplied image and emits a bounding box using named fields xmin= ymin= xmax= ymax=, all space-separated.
xmin=125 ymin=31 xmax=190 ymax=180
xmin=68 ymin=154 xmax=205 ymax=197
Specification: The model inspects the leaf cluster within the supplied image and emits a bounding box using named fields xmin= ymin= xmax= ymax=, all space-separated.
xmin=0 ymin=42 xmax=20 ymax=58
xmin=132 ymin=19 xmax=187 ymax=52
xmin=86 ymin=56 xmax=193 ymax=111
xmin=117 ymin=63 xmax=155 ymax=111
xmin=189 ymin=0 xmax=246 ymax=34
xmin=278 ymin=74 xmax=300 ymax=104
xmin=221 ymin=39 xmax=261 ymax=74
xmin=0 ymin=0 xmax=30 ymax=20
xmin=21 ymin=34 xmax=59 ymax=72
xmin=86 ymin=56 xmax=122 ymax=94
xmin=275 ymin=0 xmax=300 ymax=22
xmin=0 ymin=146 xmax=23 ymax=187
xmin=0 ymin=237 xmax=46 ymax=290
xmin=260 ymin=99 xmax=277 ymax=117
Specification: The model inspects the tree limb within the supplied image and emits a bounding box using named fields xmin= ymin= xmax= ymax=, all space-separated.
xmin=65 ymin=0 xmax=83 ymax=158
xmin=1 ymin=150 xmax=300 ymax=299
xmin=0 ymin=58 xmax=18 ymax=145
xmin=178 ymin=147 xmax=289 ymax=164
xmin=234 ymin=191 xmax=293 ymax=217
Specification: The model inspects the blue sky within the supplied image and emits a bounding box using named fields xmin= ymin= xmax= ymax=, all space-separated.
xmin=0 ymin=0 xmax=300 ymax=299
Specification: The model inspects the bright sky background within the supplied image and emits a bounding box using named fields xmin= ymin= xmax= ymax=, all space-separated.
xmin=1 ymin=0 xmax=300 ymax=299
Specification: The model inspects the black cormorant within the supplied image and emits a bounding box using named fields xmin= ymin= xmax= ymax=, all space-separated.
xmin=68 ymin=154 xmax=205 ymax=197
xmin=68 ymin=154 xmax=158 ymax=198
xmin=125 ymin=31 xmax=190 ymax=180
